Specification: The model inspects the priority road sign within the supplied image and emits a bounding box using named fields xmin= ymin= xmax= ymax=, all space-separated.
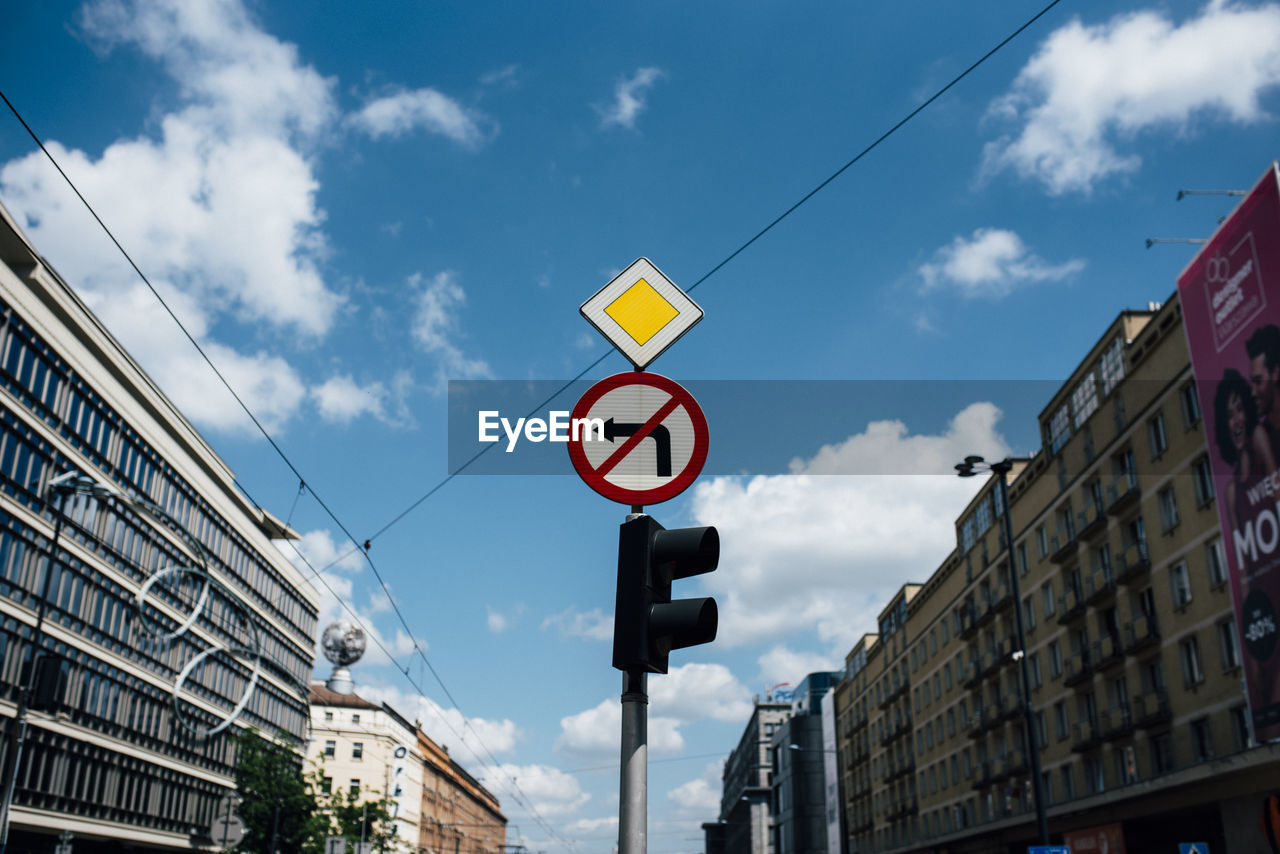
xmin=580 ymin=258 xmax=703 ymax=370
xmin=568 ymin=372 xmax=708 ymax=505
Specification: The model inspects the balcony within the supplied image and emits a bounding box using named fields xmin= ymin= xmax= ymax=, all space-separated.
xmin=966 ymin=707 xmax=988 ymax=739
xmin=1070 ymin=719 xmax=1102 ymax=753
xmin=1063 ymin=650 xmax=1093 ymax=687
xmin=1092 ymin=635 xmax=1125 ymax=672
xmin=1134 ymin=691 xmax=1171 ymax=729
xmin=1085 ymin=567 xmax=1116 ymax=605
xmin=1100 ymin=705 xmax=1133 ymax=741
xmin=975 ymin=599 xmax=996 ymax=628
xmin=882 ymin=755 xmax=915 ymax=783
xmin=971 ymin=759 xmax=994 ymax=790
xmin=852 ymin=709 xmax=869 ymax=732
xmin=1107 ymin=473 xmax=1140 ymax=514
xmin=980 ymin=650 xmax=1002 ymax=680
xmin=1057 ymin=588 xmax=1087 ymax=624
xmin=851 ymin=815 xmax=874 ymax=834
xmin=887 ymin=795 xmax=919 ymax=821
xmin=995 ymin=694 xmax=1021 ymax=724
xmin=879 ymin=679 xmax=908 ymax=710
xmin=1050 ymin=530 xmax=1078 ymax=564
xmin=995 ymin=635 xmax=1018 ymax=670
xmin=1115 ymin=541 xmax=1151 ymax=585
xmin=1124 ymin=616 xmax=1160 ymax=654
xmin=1077 ymin=502 xmax=1107 ymax=539
xmin=958 ymin=604 xmax=979 ymax=640
xmin=960 ymin=656 xmax=981 ymax=690
xmin=880 ymin=714 xmax=912 ymax=747
xmin=990 ymin=584 xmax=1014 ymax=613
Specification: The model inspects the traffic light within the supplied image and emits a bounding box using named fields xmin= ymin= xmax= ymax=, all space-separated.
xmin=613 ymin=515 xmax=718 ymax=674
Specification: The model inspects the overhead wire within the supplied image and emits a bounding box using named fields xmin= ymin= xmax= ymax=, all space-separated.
xmin=0 ymin=0 xmax=1065 ymax=846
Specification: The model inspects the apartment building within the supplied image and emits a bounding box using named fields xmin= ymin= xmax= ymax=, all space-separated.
xmin=309 ymin=683 xmax=425 ymax=850
xmin=418 ymin=725 xmax=506 ymax=854
xmin=0 ymin=192 xmax=319 ymax=850
xmin=713 ymin=696 xmax=793 ymax=854
xmin=834 ymin=295 xmax=1280 ymax=854
xmin=770 ymin=672 xmax=841 ymax=854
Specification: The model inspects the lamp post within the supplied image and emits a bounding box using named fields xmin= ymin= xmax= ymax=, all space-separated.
xmin=954 ymin=455 xmax=1049 ymax=846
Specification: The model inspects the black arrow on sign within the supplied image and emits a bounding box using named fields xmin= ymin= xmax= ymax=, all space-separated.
xmin=605 ymin=417 xmax=672 ymax=477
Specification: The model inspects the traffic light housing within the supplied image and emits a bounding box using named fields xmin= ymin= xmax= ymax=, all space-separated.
xmin=613 ymin=515 xmax=718 ymax=673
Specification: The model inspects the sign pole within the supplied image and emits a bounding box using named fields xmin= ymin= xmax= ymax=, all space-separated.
xmin=619 ymin=669 xmax=647 ymax=854
xmin=619 ymin=508 xmax=647 ymax=854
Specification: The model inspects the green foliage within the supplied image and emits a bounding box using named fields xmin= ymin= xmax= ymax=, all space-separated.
xmin=231 ymin=728 xmax=326 ymax=854
xmin=314 ymin=776 xmax=400 ymax=853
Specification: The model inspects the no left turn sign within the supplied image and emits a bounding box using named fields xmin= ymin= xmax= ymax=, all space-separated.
xmin=568 ymin=372 xmax=709 ymax=506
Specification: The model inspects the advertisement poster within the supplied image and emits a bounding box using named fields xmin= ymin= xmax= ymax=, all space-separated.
xmin=1178 ymin=162 xmax=1280 ymax=743
xmin=1065 ymin=822 xmax=1127 ymax=854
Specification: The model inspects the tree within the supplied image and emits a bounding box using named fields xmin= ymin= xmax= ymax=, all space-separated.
xmin=315 ymin=778 xmax=400 ymax=853
xmin=232 ymin=728 xmax=326 ymax=854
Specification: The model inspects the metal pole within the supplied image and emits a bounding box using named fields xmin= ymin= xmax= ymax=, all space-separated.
xmin=0 ymin=483 xmax=68 ymax=854
xmin=994 ymin=463 xmax=1049 ymax=845
xmin=618 ymin=669 xmax=647 ymax=854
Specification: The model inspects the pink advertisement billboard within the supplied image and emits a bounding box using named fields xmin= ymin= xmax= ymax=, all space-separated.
xmin=1178 ymin=162 xmax=1280 ymax=744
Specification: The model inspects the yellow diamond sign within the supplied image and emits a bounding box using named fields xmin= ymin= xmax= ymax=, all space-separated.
xmin=581 ymin=258 xmax=703 ymax=369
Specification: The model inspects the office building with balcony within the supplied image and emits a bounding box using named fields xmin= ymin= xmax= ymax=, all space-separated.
xmin=0 ymin=192 xmax=319 ymax=850
xmin=833 ymin=295 xmax=1280 ymax=854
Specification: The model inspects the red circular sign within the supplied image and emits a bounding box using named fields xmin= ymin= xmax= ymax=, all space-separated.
xmin=568 ymin=372 xmax=709 ymax=506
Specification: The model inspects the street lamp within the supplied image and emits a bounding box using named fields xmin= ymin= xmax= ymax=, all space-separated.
xmin=954 ymin=455 xmax=1049 ymax=846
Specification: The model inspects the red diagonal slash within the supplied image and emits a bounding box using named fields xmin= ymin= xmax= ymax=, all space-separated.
xmin=595 ymin=395 xmax=681 ymax=477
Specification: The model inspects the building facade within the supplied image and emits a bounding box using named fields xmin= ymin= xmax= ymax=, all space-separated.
xmin=770 ymin=673 xmax=841 ymax=854
xmin=0 ymin=198 xmax=320 ymax=850
xmin=831 ymin=294 xmax=1280 ymax=854
xmin=418 ymin=726 xmax=506 ymax=854
xmin=308 ymin=683 xmax=425 ymax=850
xmin=714 ymin=697 xmax=793 ymax=854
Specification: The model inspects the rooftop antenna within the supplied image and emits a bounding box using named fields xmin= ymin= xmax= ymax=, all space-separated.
xmin=1147 ymin=187 xmax=1247 ymax=246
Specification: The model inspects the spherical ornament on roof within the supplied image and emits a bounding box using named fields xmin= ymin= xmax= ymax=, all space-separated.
xmin=321 ymin=621 xmax=366 ymax=667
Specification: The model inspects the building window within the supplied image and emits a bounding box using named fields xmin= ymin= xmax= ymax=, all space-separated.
xmin=1180 ymin=635 xmax=1205 ymax=687
xmin=349 ymin=779 xmax=361 ymax=797
xmin=1192 ymin=457 xmax=1214 ymax=507
xmin=1085 ymin=755 xmax=1105 ymax=794
xmin=1060 ymin=765 xmax=1076 ymax=801
xmin=1055 ymin=702 xmax=1069 ymax=740
xmin=1180 ymin=381 xmax=1201 ymax=428
xmin=1191 ymin=718 xmax=1214 ymax=762
xmin=1116 ymin=744 xmax=1138 ymax=785
xmin=1171 ymin=563 xmax=1193 ymax=610
xmin=1206 ymin=538 xmax=1228 ymax=589
xmin=1017 ymin=542 xmax=1029 ymax=576
xmin=961 ymin=518 xmax=975 ymax=553
xmin=321 ymin=776 xmax=333 ymax=793
xmin=1100 ymin=338 xmax=1125 ymax=395
xmin=1024 ymin=596 xmax=1036 ymax=630
xmin=1158 ymin=487 xmax=1180 ymax=533
xmin=324 ymin=740 xmax=336 ymax=759
xmin=944 ymin=664 xmax=953 ymax=692
xmin=1049 ymin=404 xmax=1071 ymax=454
xmin=1037 ymin=711 xmax=1048 ymax=748
xmin=352 ymin=742 xmax=363 ymax=760
xmin=1219 ymin=620 xmax=1241 ymax=671
xmin=351 ymin=713 xmax=360 ymax=724
xmin=1148 ymin=411 xmax=1169 ymax=458
xmin=1073 ymin=373 xmax=1099 ymax=429
xmin=947 ymin=708 xmax=956 ymax=736
xmin=323 ymin=711 xmax=333 ymax=722
xmin=1043 ymin=582 xmax=1056 ymax=617
xmin=1151 ymin=732 xmax=1174 ymax=774
xmin=1031 ymin=654 xmax=1043 ymax=689
xmin=1049 ymin=641 xmax=1062 ymax=678
xmin=1231 ymin=706 xmax=1253 ymax=751
xmin=1036 ymin=525 xmax=1048 ymax=558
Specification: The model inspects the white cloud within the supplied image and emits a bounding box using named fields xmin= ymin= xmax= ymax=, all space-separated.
xmin=689 ymin=402 xmax=1010 ymax=650
xmin=982 ymin=0 xmax=1280 ymax=194
xmin=311 ymin=374 xmax=387 ymax=423
xmin=476 ymin=763 xmax=591 ymax=818
xmin=566 ymin=816 xmax=618 ymax=834
xmin=597 ymin=67 xmax=665 ymax=129
xmin=487 ymin=607 xmax=509 ymax=633
xmin=358 ymin=681 xmax=522 ymax=759
xmin=555 ymin=699 xmax=684 ymax=758
xmin=411 ymin=271 xmax=493 ymax=388
xmin=918 ymin=228 xmax=1084 ymax=298
xmin=350 ymin=87 xmax=491 ymax=147
xmin=541 ymin=607 xmax=613 ymax=641
xmin=757 ymin=646 xmax=839 ymax=687
xmin=649 ymin=663 xmax=753 ymax=724
xmin=668 ymin=762 xmax=723 ymax=816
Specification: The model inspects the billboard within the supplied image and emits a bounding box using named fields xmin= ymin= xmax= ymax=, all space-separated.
xmin=1065 ymin=822 xmax=1127 ymax=854
xmin=1178 ymin=162 xmax=1280 ymax=743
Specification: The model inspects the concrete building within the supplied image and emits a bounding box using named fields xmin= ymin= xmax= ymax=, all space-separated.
xmin=0 ymin=192 xmax=319 ymax=850
xmin=418 ymin=726 xmax=506 ymax=854
xmin=308 ymin=683 xmax=425 ymax=850
xmin=714 ymin=695 xmax=793 ymax=854
xmin=770 ymin=673 xmax=841 ymax=854
xmin=832 ymin=294 xmax=1280 ymax=854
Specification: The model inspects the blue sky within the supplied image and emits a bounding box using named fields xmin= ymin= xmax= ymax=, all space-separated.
xmin=3 ymin=0 xmax=1280 ymax=850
